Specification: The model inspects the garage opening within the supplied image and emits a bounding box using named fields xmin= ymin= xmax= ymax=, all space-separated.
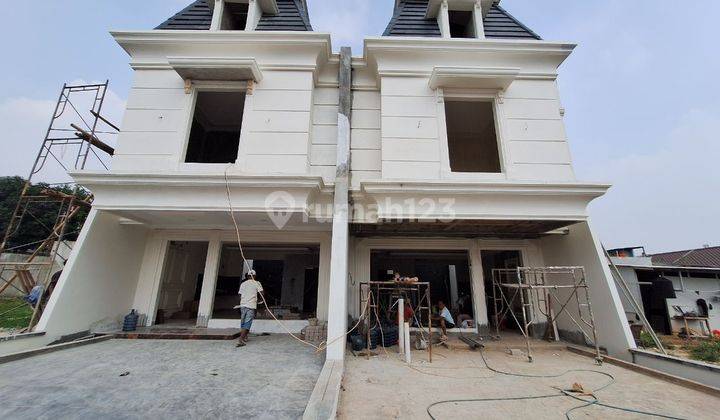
xmin=155 ymin=241 xmax=209 ymax=326
xmin=212 ymin=243 xmax=320 ymax=320
xmin=445 ymin=100 xmax=501 ymax=173
xmin=481 ymin=250 xmax=523 ymax=332
xmin=185 ymin=91 xmax=245 ymax=163
xmin=370 ymin=250 xmax=475 ymax=327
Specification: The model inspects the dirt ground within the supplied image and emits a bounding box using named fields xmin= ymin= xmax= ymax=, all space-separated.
xmin=339 ymin=343 xmax=720 ymax=419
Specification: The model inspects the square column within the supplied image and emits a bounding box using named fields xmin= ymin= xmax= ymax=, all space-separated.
xmin=196 ymin=234 xmax=222 ymax=327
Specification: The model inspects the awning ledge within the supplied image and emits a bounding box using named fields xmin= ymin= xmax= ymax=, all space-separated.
xmin=429 ymin=66 xmax=519 ymax=90
xmin=168 ymin=57 xmax=263 ymax=82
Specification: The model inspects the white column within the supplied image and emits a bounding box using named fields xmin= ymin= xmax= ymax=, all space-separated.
xmin=326 ymin=47 xmax=353 ymax=361
xmin=245 ymin=0 xmax=263 ymax=31
xmin=470 ymin=242 xmax=489 ymax=331
xmin=210 ymin=0 xmax=224 ymax=31
xmin=449 ymin=265 xmax=459 ymax=309
xmin=439 ymin=0 xmax=451 ymax=38
xmin=196 ymin=234 xmax=222 ymax=327
xmin=473 ymin=0 xmax=486 ymax=39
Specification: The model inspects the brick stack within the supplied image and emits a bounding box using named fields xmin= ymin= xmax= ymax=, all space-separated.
xmin=301 ymin=322 xmax=328 ymax=345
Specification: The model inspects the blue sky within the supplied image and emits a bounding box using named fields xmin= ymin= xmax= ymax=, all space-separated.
xmin=1 ymin=0 xmax=718 ymax=253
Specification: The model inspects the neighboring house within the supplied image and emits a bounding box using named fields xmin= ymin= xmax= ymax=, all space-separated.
xmin=18 ymin=0 xmax=634 ymax=360
xmin=609 ymin=246 xmax=720 ymax=336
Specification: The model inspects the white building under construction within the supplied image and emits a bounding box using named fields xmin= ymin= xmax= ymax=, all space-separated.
xmin=5 ymin=0 xmax=635 ymax=364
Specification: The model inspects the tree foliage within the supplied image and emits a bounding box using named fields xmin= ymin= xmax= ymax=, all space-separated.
xmin=0 ymin=176 xmax=89 ymax=253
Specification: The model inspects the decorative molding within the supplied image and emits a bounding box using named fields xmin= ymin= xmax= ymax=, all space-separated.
xmin=168 ymin=57 xmax=263 ymax=82
xmin=428 ymin=66 xmax=519 ymax=90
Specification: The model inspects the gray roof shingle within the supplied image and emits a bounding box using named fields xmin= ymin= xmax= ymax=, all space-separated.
xmin=651 ymin=247 xmax=720 ymax=269
xmin=383 ymin=1 xmax=540 ymax=40
xmin=156 ymin=0 xmax=312 ymax=31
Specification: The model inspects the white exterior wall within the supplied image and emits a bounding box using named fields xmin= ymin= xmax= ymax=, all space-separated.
xmin=665 ymin=274 xmax=720 ymax=333
xmin=114 ymin=69 xmax=317 ymax=176
xmin=376 ymin=77 xmax=573 ymax=182
xmin=540 ymin=221 xmax=635 ymax=359
xmin=34 ymin=210 xmax=149 ymax=340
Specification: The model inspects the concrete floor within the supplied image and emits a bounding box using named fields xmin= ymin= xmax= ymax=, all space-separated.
xmin=0 ymin=336 xmax=324 ymax=419
xmin=339 ymin=345 xmax=720 ymax=419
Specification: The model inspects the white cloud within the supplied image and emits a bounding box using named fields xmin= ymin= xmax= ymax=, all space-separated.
xmin=0 ymin=83 xmax=126 ymax=184
xmin=585 ymin=108 xmax=720 ymax=254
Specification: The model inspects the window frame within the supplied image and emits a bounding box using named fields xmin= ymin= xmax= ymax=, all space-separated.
xmin=436 ymin=88 xmax=509 ymax=180
xmin=178 ymin=81 xmax=251 ymax=170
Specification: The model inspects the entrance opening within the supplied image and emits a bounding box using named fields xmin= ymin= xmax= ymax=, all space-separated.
xmin=212 ymin=243 xmax=320 ymax=320
xmin=370 ymin=250 xmax=474 ymax=327
xmin=185 ymin=91 xmax=245 ymax=163
xmin=445 ymin=100 xmax=501 ymax=173
xmin=221 ymin=1 xmax=249 ymax=30
xmin=155 ymin=241 xmax=209 ymax=326
xmin=481 ymin=250 xmax=523 ymax=331
xmin=638 ymin=272 xmax=675 ymax=335
xmin=448 ymin=10 xmax=475 ymax=38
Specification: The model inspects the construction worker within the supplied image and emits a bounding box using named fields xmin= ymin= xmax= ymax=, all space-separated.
xmin=235 ymin=270 xmax=264 ymax=347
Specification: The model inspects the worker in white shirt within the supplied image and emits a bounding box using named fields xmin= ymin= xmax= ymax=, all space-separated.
xmin=433 ymin=300 xmax=456 ymax=341
xmin=235 ymin=270 xmax=264 ymax=347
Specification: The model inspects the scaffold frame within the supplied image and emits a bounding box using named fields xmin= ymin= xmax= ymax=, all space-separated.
xmin=0 ymin=81 xmax=117 ymax=332
xmin=491 ymin=266 xmax=603 ymax=364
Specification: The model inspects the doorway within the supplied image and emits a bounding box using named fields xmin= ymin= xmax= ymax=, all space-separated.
xmin=481 ymin=250 xmax=523 ymax=332
xmin=638 ymin=271 xmax=675 ymax=335
xmin=370 ymin=250 xmax=474 ymax=327
xmin=155 ymin=241 xmax=209 ymax=326
xmin=212 ymin=243 xmax=320 ymax=320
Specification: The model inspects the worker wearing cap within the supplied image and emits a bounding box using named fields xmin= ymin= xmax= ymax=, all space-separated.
xmin=235 ymin=270 xmax=264 ymax=347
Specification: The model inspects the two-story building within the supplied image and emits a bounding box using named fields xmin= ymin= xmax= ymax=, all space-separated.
xmin=26 ymin=0 xmax=634 ymax=361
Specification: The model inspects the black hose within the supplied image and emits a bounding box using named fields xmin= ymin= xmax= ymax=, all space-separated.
xmin=425 ymin=348 xmax=687 ymax=420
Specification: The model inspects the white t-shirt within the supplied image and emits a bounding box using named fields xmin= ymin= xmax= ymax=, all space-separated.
xmin=238 ymin=279 xmax=264 ymax=310
xmin=440 ymin=307 xmax=455 ymax=325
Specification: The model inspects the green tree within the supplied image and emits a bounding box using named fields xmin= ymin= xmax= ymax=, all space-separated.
xmin=0 ymin=176 xmax=89 ymax=253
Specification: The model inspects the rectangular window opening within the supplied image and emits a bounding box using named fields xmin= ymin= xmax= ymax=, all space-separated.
xmin=221 ymin=2 xmax=249 ymax=30
xmin=185 ymin=91 xmax=245 ymax=164
xmin=445 ymin=100 xmax=502 ymax=173
xmin=449 ymin=10 xmax=475 ymax=39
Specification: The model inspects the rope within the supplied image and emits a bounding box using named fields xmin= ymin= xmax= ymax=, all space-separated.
xmin=223 ymin=166 xmax=369 ymax=353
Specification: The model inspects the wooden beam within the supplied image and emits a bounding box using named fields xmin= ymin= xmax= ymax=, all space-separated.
xmin=71 ymin=124 xmax=115 ymax=156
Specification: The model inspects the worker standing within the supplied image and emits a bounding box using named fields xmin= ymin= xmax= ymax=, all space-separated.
xmin=235 ymin=270 xmax=264 ymax=347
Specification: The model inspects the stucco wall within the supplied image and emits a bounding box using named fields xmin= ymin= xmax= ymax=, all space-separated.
xmin=34 ymin=210 xmax=148 ymax=340
xmin=539 ymin=221 xmax=635 ymax=359
xmin=376 ymin=76 xmax=574 ymax=183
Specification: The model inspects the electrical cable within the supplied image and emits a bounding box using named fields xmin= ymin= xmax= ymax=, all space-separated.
xmin=425 ymin=348 xmax=687 ymax=420
xmin=223 ymin=166 xmax=369 ymax=353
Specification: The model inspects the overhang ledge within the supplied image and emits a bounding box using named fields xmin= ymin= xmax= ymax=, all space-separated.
xmin=168 ymin=57 xmax=263 ymax=82
xmin=429 ymin=66 xmax=519 ymax=90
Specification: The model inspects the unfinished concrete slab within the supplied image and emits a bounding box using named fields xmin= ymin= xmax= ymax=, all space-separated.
xmin=0 ymin=336 xmax=324 ymax=419
xmin=339 ymin=346 xmax=720 ymax=419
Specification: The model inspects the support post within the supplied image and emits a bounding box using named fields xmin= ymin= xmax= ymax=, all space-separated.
xmin=326 ymin=47 xmax=353 ymax=361
xmin=196 ymin=235 xmax=222 ymax=327
xmin=439 ymin=0 xmax=451 ymax=38
xmin=473 ymin=0 xmax=486 ymax=39
xmin=398 ymin=298 xmax=405 ymax=355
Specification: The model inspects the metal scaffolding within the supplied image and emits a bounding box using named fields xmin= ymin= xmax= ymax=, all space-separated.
xmin=0 ymin=81 xmax=117 ymax=331
xmin=360 ymin=281 xmax=433 ymax=362
xmin=491 ymin=266 xmax=602 ymax=364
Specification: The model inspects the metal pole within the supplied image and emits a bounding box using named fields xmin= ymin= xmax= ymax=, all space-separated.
xmin=603 ymin=245 xmax=667 ymax=354
xmin=516 ymin=268 xmax=533 ymax=362
xmin=579 ymin=268 xmax=603 ymax=364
